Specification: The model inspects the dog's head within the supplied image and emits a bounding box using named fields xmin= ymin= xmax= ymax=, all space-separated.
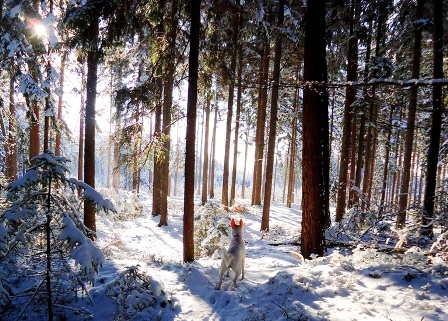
xmin=230 ymin=218 xmax=244 ymax=236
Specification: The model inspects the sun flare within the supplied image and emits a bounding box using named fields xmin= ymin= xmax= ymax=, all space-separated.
xmin=29 ymin=19 xmax=47 ymax=38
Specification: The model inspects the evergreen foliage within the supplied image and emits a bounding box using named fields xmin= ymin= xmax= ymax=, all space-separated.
xmin=0 ymin=152 xmax=115 ymax=320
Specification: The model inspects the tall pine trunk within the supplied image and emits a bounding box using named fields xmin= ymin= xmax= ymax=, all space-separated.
xmin=261 ymin=0 xmax=284 ymax=232
xmin=230 ymin=17 xmax=243 ymax=206
xmin=241 ymin=128 xmax=249 ymax=199
xmin=6 ymin=76 xmax=18 ymax=182
xmin=84 ymin=14 xmax=100 ymax=235
xmin=397 ymin=0 xmax=424 ymax=228
xmin=183 ymin=0 xmax=201 ymax=263
xmin=78 ymin=60 xmax=85 ymax=184
xmin=335 ymin=0 xmax=358 ymax=222
xmin=209 ymin=103 xmax=218 ymax=198
xmin=222 ymin=14 xmax=239 ymax=208
xmin=152 ymin=0 xmax=165 ymax=217
xmin=252 ymin=15 xmax=270 ymax=206
xmin=301 ymin=0 xmax=330 ymax=259
xmin=287 ymin=72 xmax=299 ymax=208
xmin=422 ymin=0 xmax=443 ymax=238
xmin=160 ymin=0 xmax=178 ymax=226
xmin=55 ymin=53 xmax=66 ymax=156
xmin=201 ymin=92 xmax=211 ymax=205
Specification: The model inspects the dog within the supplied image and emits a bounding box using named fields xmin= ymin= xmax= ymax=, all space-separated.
xmin=216 ymin=218 xmax=246 ymax=290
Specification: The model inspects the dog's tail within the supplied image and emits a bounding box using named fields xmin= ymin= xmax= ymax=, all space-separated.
xmin=221 ymin=247 xmax=234 ymax=266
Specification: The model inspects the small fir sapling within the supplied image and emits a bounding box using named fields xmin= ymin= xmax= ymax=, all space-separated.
xmin=0 ymin=152 xmax=115 ymax=320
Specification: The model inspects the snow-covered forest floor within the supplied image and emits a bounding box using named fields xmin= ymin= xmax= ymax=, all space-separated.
xmin=80 ymin=191 xmax=448 ymax=321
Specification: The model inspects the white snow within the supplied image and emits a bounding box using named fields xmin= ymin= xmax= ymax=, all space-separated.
xmin=80 ymin=194 xmax=448 ymax=321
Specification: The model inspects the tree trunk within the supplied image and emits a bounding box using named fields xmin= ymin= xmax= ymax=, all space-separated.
xmin=44 ymin=57 xmax=51 ymax=153
xmin=282 ymin=146 xmax=289 ymax=204
xmin=152 ymin=0 xmax=165 ymax=217
xmin=184 ymin=0 xmax=201 ymax=263
xmin=363 ymin=1 xmax=388 ymax=210
xmin=201 ymin=91 xmax=211 ymax=205
xmin=55 ymin=53 xmax=66 ymax=156
xmin=160 ymin=0 xmax=178 ymax=226
xmin=241 ymin=128 xmax=249 ymax=199
xmin=379 ymin=105 xmax=394 ymax=215
xmin=209 ymin=103 xmax=218 ymax=198
xmin=230 ymin=17 xmax=243 ymax=206
xmin=222 ymin=14 xmax=239 ymax=208
xmin=107 ymin=73 xmax=113 ymax=188
xmin=287 ymin=77 xmax=299 ymax=208
xmin=261 ymin=0 xmax=284 ymax=231
xmin=78 ymin=60 xmax=85 ymax=184
xmin=197 ymin=109 xmax=203 ymax=195
xmin=397 ymin=0 xmax=424 ymax=227
xmin=29 ymin=101 xmax=40 ymax=159
xmin=148 ymin=115 xmax=153 ymax=191
xmin=6 ymin=76 xmax=18 ymax=182
xmin=422 ymin=0 xmax=443 ymax=238
xmin=390 ymin=108 xmax=403 ymax=203
xmin=301 ymin=0 xmax=330 ymax=259
xmin=84 ymin=14 xmax=100 ymax=235
xmin=335 ymin=0 xmax=358 ymax=222
xmin=252 ymin=16 xmax=271 ymax=206
xmin=413 ymin=139 xmax=420 ymax=206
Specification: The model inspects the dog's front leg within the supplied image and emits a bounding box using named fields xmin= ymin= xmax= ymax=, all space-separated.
xmin=241 ymin=258 xmax=245 ymax=280
xmin=216 ymin=271 xmax=223 ymax=290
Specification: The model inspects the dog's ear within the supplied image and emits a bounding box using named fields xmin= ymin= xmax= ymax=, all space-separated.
xmin=239 ymin=219 xmax=244 ymax=227
xmin=231 ymin=218 xmax=236 ymax=228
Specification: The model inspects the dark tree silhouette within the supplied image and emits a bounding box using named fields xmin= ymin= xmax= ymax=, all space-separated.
xmin=184 ymin=0 xmax=201 ymax=263
xmin=301 ymin=0 xmax=330 ymax=259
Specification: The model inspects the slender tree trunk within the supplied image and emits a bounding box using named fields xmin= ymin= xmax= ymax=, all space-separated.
xmin=363 ymin=1 xmax=387 ymax=210
xmin=390 ymin=108 xmax=403 ymax=203
xmin=209 ymin=103 xmax=218 ymax=198
xmin=409 ymin=130 xmax=418 ymax=206
xmin=197 ymin=110 xmax=203 ymax=195
xmin=194 ymin=113 xmax=199 ymax=191
xmin=78 ymin=61 xmax=85 ymax=184
xmin=335 ymin=0 xmax=358 ymax=222
xmin=230 ymin=19 xmax=243 ymax=206
xmin=29 ymin=101 xmax=40 ymax=159
xmin=379 ymin=105 xmax=394 ymax=215
xmin=107 ymin=72 xmax=113 ymax=188
xmin=112 ymin=114 xmax=121 ymax=189
xmin=397 ymin=0 xmax=424 ymax=227
xmin=55 ymin=53 xmax=66 ymax=156
xmin=272 ymin=146 xmax=278 ymax=202
xmin=152 ymin=0 xmax=165 ymax=217
xmin=148 ymin=115 xmax=153 ymax=191
xmin=282 ymin=145 xmax=289 ymax=203
xmin=252 ymin=19 xmax=270 ymax=206
xmin=201 ymin=91 xmax=211 ymax=205
xmin=261 ymin=0 xmax=284 ymax=231
xmin=287 ymin=79 xmax=299 ymax=208
xmin=132 ymin=102 xmax=140 ymax=192
xmin=301 ymin=0 xmax=330 ymax=259
xmin=160 ymin=0 xmax=178 ymax=226
xmin=222 ymin=14 xmax=239 ymax=208
xmin=6 ymin=76 xmax=18 ymax=182
xmin=422 ymin=0 xmax=443 ymax=238
xmin=413 ymin=142 xmax=420 ymax=206
xmin=184 ymin=0 xmax=201 ymax=263
xmin=349 ymin=18 xmax=373 ymax=207
xmin=241 ymin=129 xmax=249 ymax=199
xmin=84 ymin=14 xmax=100 ymax=235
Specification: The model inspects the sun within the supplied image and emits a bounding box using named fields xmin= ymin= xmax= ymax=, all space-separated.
xmin=29 ymin=19 xmax=47 ymax=38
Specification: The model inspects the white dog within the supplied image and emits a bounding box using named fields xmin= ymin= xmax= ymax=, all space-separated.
xmin=216 ymin=218 xmax=246 ymax=290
